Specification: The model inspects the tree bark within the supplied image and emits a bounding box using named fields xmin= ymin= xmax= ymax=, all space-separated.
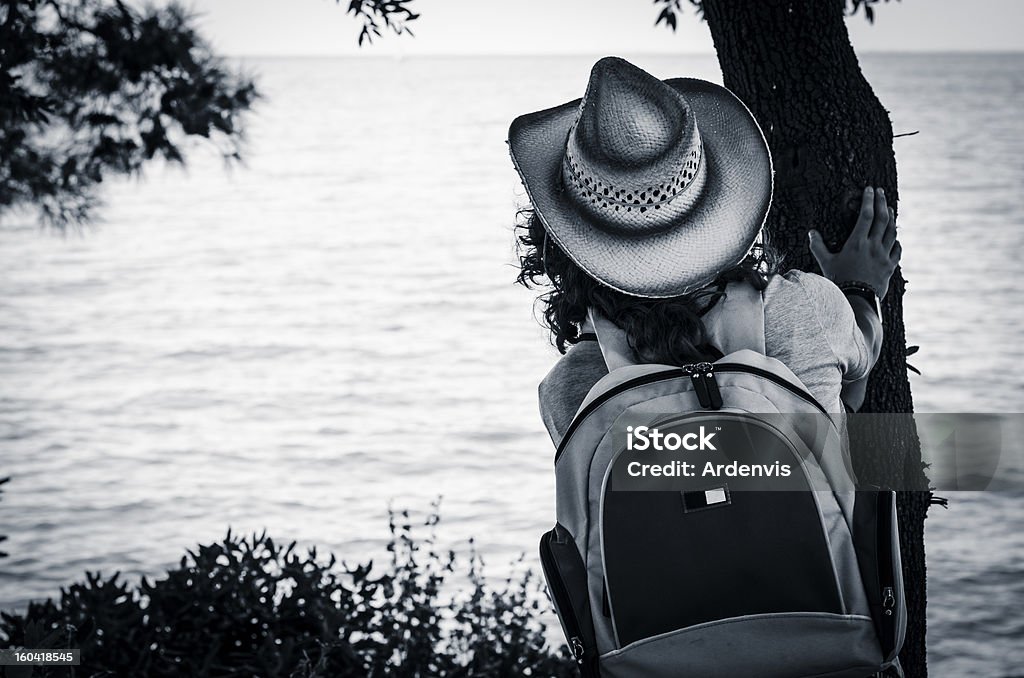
xmin=699 ymin=0 xmax=931 ymax=675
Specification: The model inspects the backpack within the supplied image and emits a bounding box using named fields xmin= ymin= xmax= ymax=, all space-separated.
xmin=538 ymin=281 xmax=906 ymax=678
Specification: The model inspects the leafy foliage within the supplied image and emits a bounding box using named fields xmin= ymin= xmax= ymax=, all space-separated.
xmin=0 ymin=508 xmax=574 ymax=677
xmin=341 ymin=0 xmax=897 ymax=45
xmin=846 ymin=0 xmax=902 ymax=24
xmin=906 ymin=344 xmax=921 ymax=375
xmin=654 ymin=0 xmax=900 ymax=31
xmin=343 ymin=0 xmax=419 ymax=46
xmin=0 ymin=0 xmax=258 ymax=227
xmin=654 ymin=0 xmax=703 ymax=31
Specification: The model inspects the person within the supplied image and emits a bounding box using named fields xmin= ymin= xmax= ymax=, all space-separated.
xmin=507 ymin=57 xmax=901 ymax=446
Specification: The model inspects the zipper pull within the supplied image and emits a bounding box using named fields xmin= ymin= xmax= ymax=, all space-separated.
xmin=702 ymin=364 xmax=723 ymax=410
xmin=570 ymin=636 xmax=585 ymax=663
xmin=685 ymin=362 xmax=720 ymax=410
xmin=684 ymin=363 xmax=712 ymax=408
xmin=882 ymin=586 xmax=896 ymax=616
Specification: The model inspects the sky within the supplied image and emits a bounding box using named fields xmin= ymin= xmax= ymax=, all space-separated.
xmin=178 ymin=0 xmax=1024 ymax=57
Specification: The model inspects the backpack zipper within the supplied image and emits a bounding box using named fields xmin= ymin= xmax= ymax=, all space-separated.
xmin=554 ymin=362 xmax=829 ymax=464
xmin=712 ymin=362 xmax=829 ymax=417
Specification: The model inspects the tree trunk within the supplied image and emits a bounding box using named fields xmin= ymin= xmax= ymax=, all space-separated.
xmin=700 ymin=0 xmax=931 ymax=675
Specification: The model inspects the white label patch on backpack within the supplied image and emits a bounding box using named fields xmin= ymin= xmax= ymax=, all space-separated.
xmin=704 ymin=488 xmax=728 ymax=505
xmin=681 ymin=485 xmax=731 ymax=513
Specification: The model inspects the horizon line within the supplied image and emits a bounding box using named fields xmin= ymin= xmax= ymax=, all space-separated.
xmin=225 ymin=48 xmax=1024 ymax=59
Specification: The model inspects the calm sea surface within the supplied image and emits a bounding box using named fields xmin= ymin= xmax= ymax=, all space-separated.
xmin=1 ymin=54 xmax=1022 ymax=674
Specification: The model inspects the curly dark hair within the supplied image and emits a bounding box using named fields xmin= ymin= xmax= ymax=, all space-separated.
xmin=515 ymin=207 xmax=782 ymax=366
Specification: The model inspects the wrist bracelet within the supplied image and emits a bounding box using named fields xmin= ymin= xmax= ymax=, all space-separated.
xmin=838 ymin=281 xmax=881 ymax=319
xmin=837 ymin=280 xmax=880 ymax=298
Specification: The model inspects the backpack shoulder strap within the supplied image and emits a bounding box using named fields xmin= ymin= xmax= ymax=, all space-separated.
xmin=703 ymin=281 xmax=766 ymax=356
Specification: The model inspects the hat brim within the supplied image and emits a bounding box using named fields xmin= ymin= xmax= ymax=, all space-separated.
xmin=508 ymin=77 xmax=773 ymax=299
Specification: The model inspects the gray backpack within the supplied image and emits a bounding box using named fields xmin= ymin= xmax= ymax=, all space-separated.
xmin=539 ymin=282 xmax=906 ymax=678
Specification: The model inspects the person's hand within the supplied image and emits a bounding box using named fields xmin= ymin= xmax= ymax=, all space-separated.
xmin=808 ymin=186 xmax=901 ymax=299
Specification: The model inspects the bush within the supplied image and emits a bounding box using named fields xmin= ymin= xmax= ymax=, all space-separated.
xmin=0 ymin=508 xmax=575 ymax=677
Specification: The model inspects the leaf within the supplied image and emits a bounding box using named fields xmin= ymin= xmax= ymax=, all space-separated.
xmin=86 ymin=112 xmax=121 ymax=126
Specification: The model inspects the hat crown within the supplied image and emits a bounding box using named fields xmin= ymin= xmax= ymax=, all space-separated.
xmin=575 ymin=58 xmax=691 ymax=170
xmin=563 ymin=57 xmax=707 ymax=236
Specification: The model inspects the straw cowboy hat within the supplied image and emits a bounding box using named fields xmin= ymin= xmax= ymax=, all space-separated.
xmin=508 ymin=57 xmax=773 ymax=298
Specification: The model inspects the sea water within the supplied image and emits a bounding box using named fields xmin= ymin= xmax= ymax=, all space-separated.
xmin=1 ymin=54 xmax=1021 ymax=674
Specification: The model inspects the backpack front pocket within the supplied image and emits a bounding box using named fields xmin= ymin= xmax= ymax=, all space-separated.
xmin=601 ymin=488 xmax=844 ymax=646
xmin=600 ymin=417 xmax=847 ymax=647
